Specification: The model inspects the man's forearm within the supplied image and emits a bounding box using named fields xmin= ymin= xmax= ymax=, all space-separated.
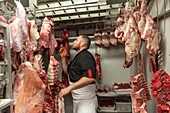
xmin=61 ymin=57 xmax=68 ymax=74
xmin=68 ymin=77 xmax=95 ymax=91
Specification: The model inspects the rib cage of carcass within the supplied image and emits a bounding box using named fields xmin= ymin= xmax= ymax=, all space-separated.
xmin=151 ymin=69 xmax=170 ymax=113
xmin=130 ymin=73 xmax=151 ymax=113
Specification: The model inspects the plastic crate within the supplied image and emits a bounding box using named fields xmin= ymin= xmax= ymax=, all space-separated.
xmin=115 ymin=98 xmax=132 ymax=112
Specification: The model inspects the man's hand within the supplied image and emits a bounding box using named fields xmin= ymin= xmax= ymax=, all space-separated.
xmin=59 ymin=46 xmax=67 ymax=58
xmin=59 ymin=87 xmax=72 ymax=99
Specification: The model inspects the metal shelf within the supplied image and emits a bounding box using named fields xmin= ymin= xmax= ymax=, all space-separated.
xmin=0 ymin=99 xmax=13 ymax=111
xmin=97 ymin=90 xmax=131 ymax=97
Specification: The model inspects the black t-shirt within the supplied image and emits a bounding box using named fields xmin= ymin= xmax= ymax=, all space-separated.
xmin=67 ymin=49 xmax=96 ymax=83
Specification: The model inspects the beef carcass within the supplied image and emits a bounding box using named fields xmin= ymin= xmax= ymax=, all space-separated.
xmin=109 ymin=21 xmax=118 ymax=46
xmin=94 ymin=24 xmax=102 ymax=46
xmin=101 ymin=23 xmax=110 ymax=48
xmin=14 ymin=62 xmax=46 ymax=113
xmin=95 ymin=53 xmax=101 ymax=80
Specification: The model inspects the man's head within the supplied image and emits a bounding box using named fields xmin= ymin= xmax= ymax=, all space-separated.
xmin=72 ymin=35 xmax=91 ymax=51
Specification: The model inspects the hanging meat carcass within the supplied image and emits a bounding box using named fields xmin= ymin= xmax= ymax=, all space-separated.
xmin=8 ymin=1 xmax=28 ymax=52
xmin=14 ymin=62 xmax=46 ymax=113
xmin=60 ymin=29 xmax=70 ymax=87
xmin=33 ymin=54 xmax=54 ymax=113
xmin=109 ymin=21 xmax=118 ymax=46
xmin=101 ymin=22 xmax=110 ymax=48
xmin=115 ymin=8 xmax=125 ymax=41
xmin=14 ymin=0 xmax=28 ymax=39
xmin=94 ymin=23 xmax=102 ymax=46
xmin=39 ymin=17 xmax=54 ymax=49
xmin=123 ymin=14 xmax=141 ymax=68
xmin=8 ymin=17 xmax=24 ymax=52
xmin=95 ymin=53 xmax=101 ymax=80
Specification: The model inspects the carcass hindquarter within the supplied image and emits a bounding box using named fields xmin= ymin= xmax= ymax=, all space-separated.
xmin=14 ymin=0 xmax=28 ymax=39
xmin=14 ymin=63 xmax=46 ymax=113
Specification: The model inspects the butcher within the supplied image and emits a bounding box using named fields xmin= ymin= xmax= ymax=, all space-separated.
xmin=59 ymin=35 xmax=98 ymax=113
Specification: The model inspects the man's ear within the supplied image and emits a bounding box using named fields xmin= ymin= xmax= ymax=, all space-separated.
xmin=80 ymin=41 xmax=85 ymax=47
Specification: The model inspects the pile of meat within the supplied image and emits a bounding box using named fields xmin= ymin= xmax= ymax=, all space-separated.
xmin=130 ymin=73 xmax=151 ymax=113
xmin=151 ymin=69 xmax=170 ymax=113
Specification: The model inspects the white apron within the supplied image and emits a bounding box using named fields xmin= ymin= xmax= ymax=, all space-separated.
xmin=70 ymin=82 xmax=98 ymax=113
